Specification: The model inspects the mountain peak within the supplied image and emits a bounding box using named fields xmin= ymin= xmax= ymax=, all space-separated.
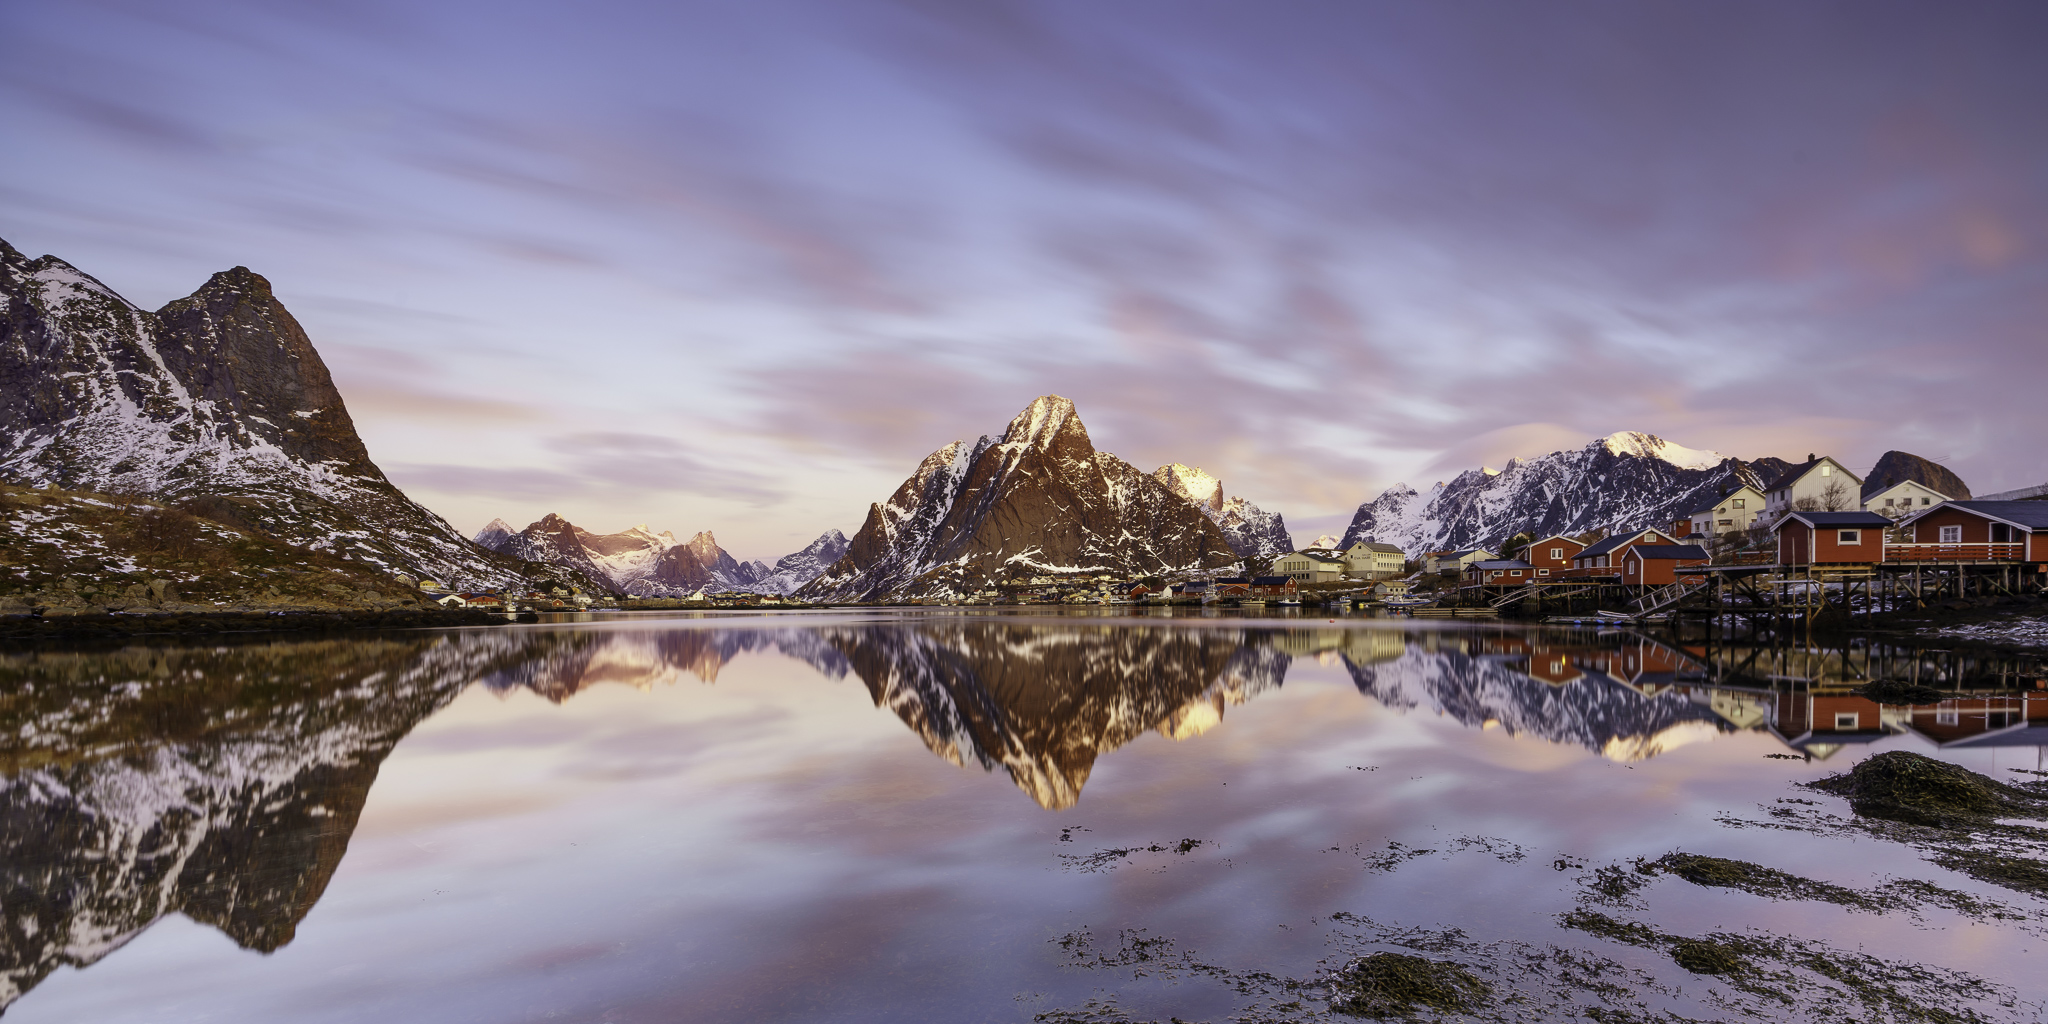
xmin=1598 ymin=431 xmax=1724 ymax=470
xmin=1153 ymin=463 xmax=1224 ymax=511
xmin=1001 ymin=395 xmax=1088 ymax=451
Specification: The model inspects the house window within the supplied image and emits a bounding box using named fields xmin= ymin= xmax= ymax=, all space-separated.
xmin=1839 ymin=530 xmax=1860 ymax=545
xmin=1921 ymin=497 xmax=1931 ymax=505
xmin=1821 ymin=465 xmax=1832 ymax=477
xmin=1719 ymin=519 xmax=1732 ymax=527
xmin=1627 ymin=561 xmax=1637 ymax=575
xmin=1733 ymin=498 xmax=1745 ymax=508
xmin=1538 ymin=569 xmax=1550 ymax=576
xmin=1940 ymin=525 xmax=1963 ymax=543
xmin=1833 ymin=712 xmax=1860 ymax=729
xmin=1935 ymin=710 xmax=1959 ymax=726
xmin=1550 ymin=547 xmax=1562 ymax=559
xmin=1511 ymin=570 xmax=1522 ymax=577
xmin=1992 ymin=524 xmax=2018 ymax=543
xmin=1885 ymin=498 xmax=1894 ymax=507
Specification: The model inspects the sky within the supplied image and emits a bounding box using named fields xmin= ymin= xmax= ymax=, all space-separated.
xmin=3 ymin=1 xmax=2045 ymax=559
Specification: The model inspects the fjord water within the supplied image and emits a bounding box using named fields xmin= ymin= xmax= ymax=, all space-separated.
xmin=3 ymin=614 xmax=2044 ymax=1023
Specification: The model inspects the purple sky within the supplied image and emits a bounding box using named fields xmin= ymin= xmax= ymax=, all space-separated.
xmin=4 ymin=1 xmax=2045 ymax=557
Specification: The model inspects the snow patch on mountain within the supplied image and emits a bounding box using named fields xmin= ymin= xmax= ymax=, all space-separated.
xmin=479 ymin=515 xmax=846 ymax=596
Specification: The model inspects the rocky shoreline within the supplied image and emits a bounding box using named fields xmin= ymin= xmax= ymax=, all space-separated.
xmin=0 ymin=608 xmax=510 ymax=640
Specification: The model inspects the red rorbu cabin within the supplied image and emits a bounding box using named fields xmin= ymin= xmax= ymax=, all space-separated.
xmin=1522 ymin=534 xmax=1587 ymax=578
xmin=1772 ymin=510 xmax=1891 ymax=566
xmin=1620 ymin=545 xmax=1711 ymax=586
xmin=1893 ymin=501 xmax=2048 ymax=564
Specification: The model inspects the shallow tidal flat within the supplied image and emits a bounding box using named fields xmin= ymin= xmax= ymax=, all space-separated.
xmin=2 ymin=612 xmax=2044 ymax=1023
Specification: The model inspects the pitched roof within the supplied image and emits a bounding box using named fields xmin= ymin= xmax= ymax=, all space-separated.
xmin=1627 ymin=545 xmax=1711 ymax=560
xmin=1778 ymin=510 xmax=1892 ymax=529
xmin=1470 ymin=560 xmax=1533 ymax=570
xmin=1760 ymin=458 xmax=1820 ymax=492
xmin=1250 ymin=575 xmax=1293 ymax=585
xmin=1905 ymin=500 xmax=2048 ymax=530
xmin=1576 ymin=529 xmax=1668 ymax=559
xmin=1355 ymin=541 xmax=1405 ymax=553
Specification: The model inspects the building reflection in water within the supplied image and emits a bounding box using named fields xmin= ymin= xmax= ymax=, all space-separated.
xmin=0 ymin=622 xmax=2043 ymax=1010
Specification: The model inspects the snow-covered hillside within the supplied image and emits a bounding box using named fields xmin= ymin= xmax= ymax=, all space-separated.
xmin=1339 ymin=431 xmax=1790 ymax=555
xmin=0 ymin=238 xmax=562 ymax=590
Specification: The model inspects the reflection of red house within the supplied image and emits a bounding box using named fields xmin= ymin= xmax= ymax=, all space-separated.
xmin=1906 ymin=693 xmax=2048 ymax=747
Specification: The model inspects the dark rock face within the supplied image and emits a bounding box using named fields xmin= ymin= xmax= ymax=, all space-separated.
xmin=1152 ymin=464 xmax=1292 ymax=559
xmin=1339 ymin=432 xmax=1792 ymax=556
xmin=1862 ymin=451 xmax=1971 ymax=502
xmin=801 ymin=396 xmax=1241 ymax=601
xmin=0 ymin=238 xmax=558 ymax=590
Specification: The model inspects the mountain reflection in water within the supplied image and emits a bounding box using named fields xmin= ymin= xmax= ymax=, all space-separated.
xmin=0 ymin=620 xmax=2043 ymax=1013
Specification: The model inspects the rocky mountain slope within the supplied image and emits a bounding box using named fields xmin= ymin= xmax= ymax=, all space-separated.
xmin=1339 ymin=431 xmax=1794 ymax=555
xmin=1152 ymin=463 xmax=1292 ymax=559
xmin=474 ymin=516 xmax=847 ymax=596
xmin=1863 ymin=450 xmax=1971 ymax=502
xmin=0 ymin=237 xmax=566 ymax=591
xmin=0 ymin=480 xmax=437 ymax=614
xmin=800 ymin=396 xmax=1241 ymax=602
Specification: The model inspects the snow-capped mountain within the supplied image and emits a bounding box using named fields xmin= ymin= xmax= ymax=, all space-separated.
xmin=474 ymin=516 xmax=846 ymax=596
xmin=0 ymin=238 xmax=560 ymax=590
xmin=1152 ymin=463 xmax=1292 ymax=559
xmin=1339 ymin=431 xmax=1793 ymax=555
xmin=823 ymin=622 xmax=1288 ymax=808
xmin=801 ymin=396 xmax=1241 ymax=602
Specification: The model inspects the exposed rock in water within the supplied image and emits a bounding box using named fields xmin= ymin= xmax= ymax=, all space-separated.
xmin=1808 ymin=750 xmax=2048 ymax=830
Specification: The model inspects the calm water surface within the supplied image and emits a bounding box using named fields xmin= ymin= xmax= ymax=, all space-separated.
xmin=3 ymin=611 xmax=2045 ymax=1022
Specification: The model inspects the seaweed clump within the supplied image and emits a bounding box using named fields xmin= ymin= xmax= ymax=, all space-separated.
xmin=1669 ymin=940 xmax=1746 ymax=975
xmin=1651 ymin=853 xmax=1872 ymax=908
xmin=1808 ymin=751 xmax=2048 ymax=829
xmin=1327 ymin=951 xmax=1491 ymax=1019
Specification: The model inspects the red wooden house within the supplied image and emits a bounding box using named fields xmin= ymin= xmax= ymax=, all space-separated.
xmin=1772 ymin=510 xmax=1891 ymax=566
xmin=1893 ymin=500 xmax=2048 ymax=563
xmin=1521 ymin=534 xmax=1587 ymax=578
xmin=1620 ymin=544 xmax=1711 ymax=586
xmin=1564 ymin=528 xmax=1678 ymax=577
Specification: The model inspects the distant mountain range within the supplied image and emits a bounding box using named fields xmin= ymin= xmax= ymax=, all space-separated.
xmin=0 ymin=238 xmax=581 ymax=592
xmin=473 ymin=515 xmax=848 ymax=596
xmin=1338 ymin=432 xmax=1797 ymax=556
xmin=799 ymin=396 xmax=1243 ymax=602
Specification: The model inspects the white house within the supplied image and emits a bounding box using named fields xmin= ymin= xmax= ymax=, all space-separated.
xmin=1762 ymin=455 xmax=1864 ymax=523
xmin=1687 ymin=485 xmax=1765 ymax=537
xmin=1428 ymin=548 xmax=1498 ymax=574
xmin=1275 ymin=549 xmax=1348 ymax=583
xmin=1862 ymin=479 xmax=1953 ymax=519
xmin=1341 ymin=541 xmax=1406 ymax=579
